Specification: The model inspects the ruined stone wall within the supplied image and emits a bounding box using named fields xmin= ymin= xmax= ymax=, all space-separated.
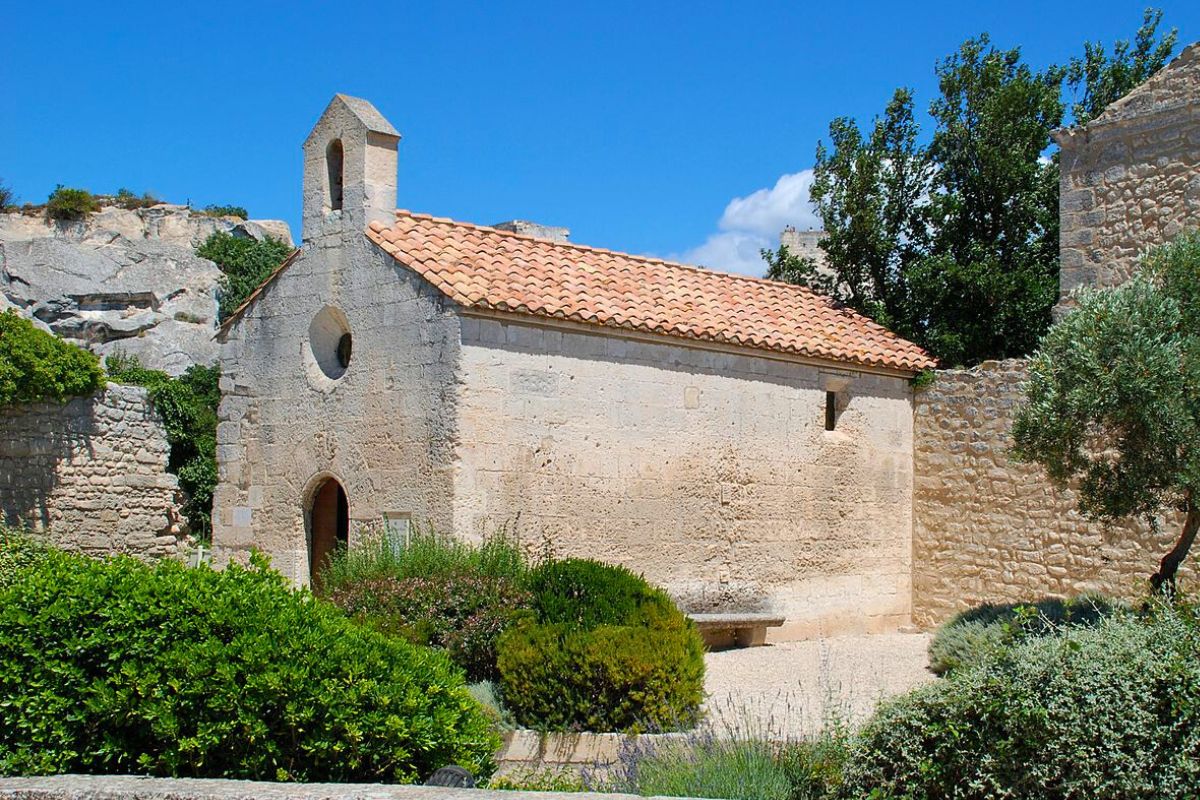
xmin=1056 ymin=42 xmax=1200 ymax=300
xmin=911 ymin=360 xmax=1186 ymax=628
xmin=0 ymin=383 xmax=188 ymax=559
xmin=453 ymin=315 xmax=915 ymax=639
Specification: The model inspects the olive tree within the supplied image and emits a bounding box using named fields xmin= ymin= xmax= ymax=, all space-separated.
xmin=1012 ymin=232 xmax=1200 ymax=591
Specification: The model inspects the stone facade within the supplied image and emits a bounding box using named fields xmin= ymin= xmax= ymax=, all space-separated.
xmin=910 ymin=361 xmax=1186 ymax=627
xmin=0 ymin=384 xmax=189 ymax=559
xmin=1056 ymin=42 xmax=1200 ymax=300
xmin=213 ymin=96 xmax=460 ymax=584
xmin=455 ymin=316 xmax=914 ymax=638
xmin=213 ymin=96 xmax=919 ymax=636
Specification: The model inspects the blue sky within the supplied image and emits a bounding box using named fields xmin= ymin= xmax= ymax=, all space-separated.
xmin=5 ymin=1 xmax=1199 ymax=275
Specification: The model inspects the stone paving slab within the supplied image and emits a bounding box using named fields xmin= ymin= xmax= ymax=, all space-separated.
xmin=0 ymin=775 xmax=697 ymax=800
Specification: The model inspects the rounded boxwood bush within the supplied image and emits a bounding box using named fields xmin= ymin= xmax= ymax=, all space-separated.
xmin=844 ymin=605 xmax=1200 ymax=799
xmin=0 ymin=548 xmax=500 ymax=782
xmin=528 ymin=557 xmax=678 ymax=629
xmin=497 ymin=559 xmax=705 ymax=733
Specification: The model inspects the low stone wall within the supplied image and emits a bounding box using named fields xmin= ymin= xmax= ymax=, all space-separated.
xmin=0 ymin=775 xmax=669 ymax=800
xmin=0 ymin=384 xmax=189 ymax=559
xmin=496 ymin=730 xmax=687 ymax=778
xmin=911 ymin=360 xmax=1186 ymax=628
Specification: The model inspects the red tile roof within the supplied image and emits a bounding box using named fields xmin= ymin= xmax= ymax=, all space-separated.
xmin=367 ymin=211 xmax=935 ymax=373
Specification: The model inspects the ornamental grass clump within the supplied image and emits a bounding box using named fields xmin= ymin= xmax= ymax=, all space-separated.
xmin=0 ymin=546 xmax=499 ymax=782
xmin=601 ymin=705 xmax=850 ymax=800
xmin=497 ymin=559 xmax=705 ymax=733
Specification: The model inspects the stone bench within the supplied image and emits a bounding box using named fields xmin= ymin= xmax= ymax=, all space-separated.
xmin=687 ymin=612 xmax=785 ymax=649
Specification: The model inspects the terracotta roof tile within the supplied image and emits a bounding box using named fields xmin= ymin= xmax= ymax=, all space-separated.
xmin=367 ymin=211 xmax=936 ymax=373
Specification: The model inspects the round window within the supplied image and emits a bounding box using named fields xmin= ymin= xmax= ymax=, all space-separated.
xmin=306 ymin=306 xmax=352 ymax=383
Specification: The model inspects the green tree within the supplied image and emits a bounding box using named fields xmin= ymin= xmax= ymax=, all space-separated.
xmin=777 ymin=13 xmax=1176 ymax=367
xmin=195 ymin=232 xmax=293 ymax=322
xmin=761 ymin=244 xmax=828 ymax=294
xmin=1012 ymin=233 xmax=1200 ymax=591
xmin=802 ymin=88 xmax=930 ymax=337
xmin=1067 ymin=9 xmax=1177 ymax=126
xmin=913 ymin=35 xmax=1065 ymax=366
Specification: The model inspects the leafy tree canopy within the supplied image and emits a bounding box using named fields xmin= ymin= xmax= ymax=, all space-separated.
xmin=764 ymin=11 xmax=1177 ymax=367
xmin=1012 ymin=232 xmax=1200 ymax=591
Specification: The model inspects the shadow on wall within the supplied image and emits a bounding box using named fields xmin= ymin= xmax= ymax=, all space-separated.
xmin=0 ymin=392 xmax=100 ymax=530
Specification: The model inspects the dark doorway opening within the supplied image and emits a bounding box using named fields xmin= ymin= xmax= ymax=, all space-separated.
xmin=309 ymin=478 xmax=348 ymax=585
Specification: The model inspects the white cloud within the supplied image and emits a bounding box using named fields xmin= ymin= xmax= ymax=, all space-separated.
xmin=675 ymin=170 xmax=820 ymax=276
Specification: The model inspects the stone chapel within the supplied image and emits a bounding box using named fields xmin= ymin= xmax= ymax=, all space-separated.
xmin=212 ymin=94 xmax=935 ymax=638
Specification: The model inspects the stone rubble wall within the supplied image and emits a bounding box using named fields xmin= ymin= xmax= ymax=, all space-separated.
xmin=911 ymin=360 xmax=1187 ymax=628
xmin=0 ymin=383 xmax=189 ymax=559
xmin=1056 ymin=42 xmax=1200 ymax=301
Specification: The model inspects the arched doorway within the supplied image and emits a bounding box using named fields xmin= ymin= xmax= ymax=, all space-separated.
xmin=308 ymin=477 xmax=348 ymax=585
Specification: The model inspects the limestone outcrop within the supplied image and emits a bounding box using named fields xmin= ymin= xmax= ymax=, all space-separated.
xmin=0 ymin=205 xmax=292 ymax=375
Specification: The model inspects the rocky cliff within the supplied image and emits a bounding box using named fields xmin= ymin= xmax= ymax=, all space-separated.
xmin=0 ymin=205 xmax=292 ymax=375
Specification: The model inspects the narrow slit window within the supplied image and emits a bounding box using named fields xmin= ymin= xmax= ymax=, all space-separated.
xmin=326 ymin=139 xmax=344 ymax=211
xmin=824 ymin=391 xmax=837 ymax=431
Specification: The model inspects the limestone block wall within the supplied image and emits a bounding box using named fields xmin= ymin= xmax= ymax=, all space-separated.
xmin=0 ymin=383 xmax=188 ymax=558
xmin=912 ymin=360 xmax=1186 ymax=628
xmin=212 ymin=235 xmax=462 ymax=585
xmin=1057 ymin=42 xmax=1200 ymax=299
xmin=453 ymin=315 xmax=916 ymax=638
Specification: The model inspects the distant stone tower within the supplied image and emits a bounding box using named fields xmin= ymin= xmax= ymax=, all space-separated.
xmin=780 ymin=226 xmax=837 ymax=287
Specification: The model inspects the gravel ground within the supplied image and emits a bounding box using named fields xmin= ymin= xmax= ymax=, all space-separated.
xmin=701 ymin=633 xmax=934 ymax=739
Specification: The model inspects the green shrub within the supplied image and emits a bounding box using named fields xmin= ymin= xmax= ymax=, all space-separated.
xmin=497 ymin=560 xmax=705 ymax=733
xmin=844 ymin=604 xmax=1200 ymax=799
xmin=497 ymin=620 xmax=704 ymax=733
xmin=202 ymin=204 xmax=249 ymax=219
xmin=0 ymin=528 xmax=48 ymax=590
xmin=528 ymin=558 xmax=679 ymax=629
xmin=0 ymin=312 xmax=104 ymax=406
xmin=326 ymin=569 xmax=531 ymax=683
xmin=0 ymin=180 xmax=13 ymax=210
xmin=195 ymin=232 xmax=292 ymax=321
xmin=113 ymin=188 xmax=161 ymax=210
xmin=0 ymin=548 xmax=500 ymax=782
xmin=105 ymin=354 xmax=218 ymax=540
xmin=45 ymin=185 xmax=98 ymax=220
xmin=928 ymin=593 xmax=1129 ymax=675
